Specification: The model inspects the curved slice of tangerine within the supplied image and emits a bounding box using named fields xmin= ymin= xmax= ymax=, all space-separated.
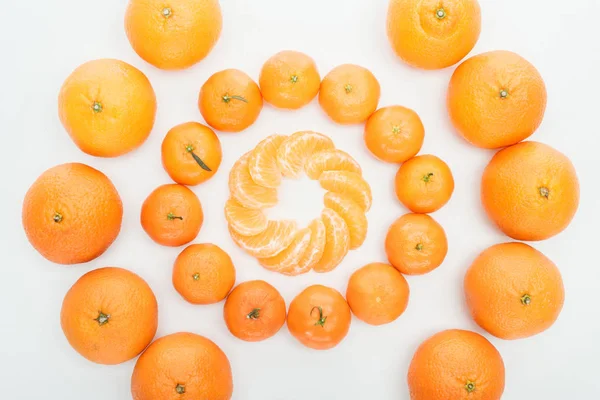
xmin=305 ymin=149 xmax=362 ymax=180
xmin=229 ymin=153 xmax=278 ymax=209
xmin=323 ymin=192 xmax=368 ymax=249
xmin=229 ymin=220 xmax=297 ymax=258
xmin=259 ymin=228 xmax=312 ymax=273
xmin=312 ymin=208 xmax=350 ymax=273
xmin=248 ymin=134 xmax=288 ymax=188
xmin=282 ymin=218 xmax=326 ymax=276
xmin=276 ymin=131 xmax=335 ymax=178
xmin=224 ymin=198 xmax=268 ymax=236
xmin=319 ymin=170 xmax=372 ymax=211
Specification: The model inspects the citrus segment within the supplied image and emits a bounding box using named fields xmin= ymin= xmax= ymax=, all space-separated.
xmin=229 ymin=153 xmax=277 ymax=209
xmin=305 ymin=149 xmax=362 ymax=180
xmin=312 ymin=208 xmax=350 ymax=273
xmin=323 ymin=192 xmax=368 ymax=249
xmin=259 ymin=228 xmax=312 ymax=272
xmin=319 ymin=171 xmax=372 ymax=211
xmin=284 ymin=218 xmax=327 ymax=276
xmin=248 ymin=134 xmax=288 ymax=188
xmin=276 ymin=131 xmax=335 ymax=178
xmin=228 ymin=220 xmax=297 ymax=258
xmin=224 ymin=198 xmax=268 ymax=236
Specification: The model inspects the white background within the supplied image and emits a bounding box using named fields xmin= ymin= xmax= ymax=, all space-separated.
xmin=1 ymin=0 xmax=599 ymax=398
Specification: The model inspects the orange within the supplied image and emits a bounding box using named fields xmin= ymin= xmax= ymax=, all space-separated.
xmin=408 ymin=329 xmax=505 ymax=400
xmin=287 ymin=285 xmax=351 ymax=350
xmin=448 ymin=50 xmax=547 ymax=148
xmin=385 ymin=213 xmax=448 ymax=275
xmin=319 ymin=170 xmax=372 ymax=211
xmin=319 ymin=64 xmax=380 ymax=124
xmin=481 ymin=141 xmax=579 ymax=241
xmin=161 ymin=122 xmax=222 ymax=186
xmin=131 ymin=332 xmax=233 ymax=400
xmin=229 ymin=153 xmax=278 ymax=209
xmin=22 ymin=163 xmax=123 ymax=265
xmin=323 ymin=192 xmax=368 ymax=249
xmin=259 ymin=50 xmax=320 ymax=109
xmin=312 ymin=208 xmax=350 ymax=273
xmin=223 ymin=280 xmax=286 ymax=342
xmin=58 ymin=59 xmax=156 ymax=157
xmin=228 ymin=220 xmax=297 ymax=258
xmin=199 ymin=69 xmax=263 ymax=132
xmin=364 ymin=106 xmax=425 ymax=163
xmin=465 ymin=242 xmax=565 ymax=340
xmin=140 ymin=184 xmax=203 ymax=247
xmin=387 ymin=0 xmax=481 ymax=70
xmin=172 ymin=244 xmax=236 ymax=305
xmin=394 ymin=155 xmax=454 ymax=213
xmin=346 ymin=263 xmax=410 ymax=326
xmin=125 ymin=0 xmax=222 ymax=70
xmin=276 ymin=131 xmax=334 ymax=178
xmin=305 ymin=149 xmax=362 ymax=180
xmin=248 ymin=134 xmax=288 ymax=188
xmin=259 ymin=228 xmax=312 ymax=273
xmin=224 ymin=198 xmax=268 ymax=236
xmin=61 ymin=267 xmax=158 ymax=365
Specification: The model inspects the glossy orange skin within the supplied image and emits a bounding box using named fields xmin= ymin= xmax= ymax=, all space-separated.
xmin=448 ymin=51 xmax=547 ymax=148
xmin=319 ymin=64 xmax=380 ymax=124
xmin=224 ymin=280 xmax=286 ymax=342
xmin=364 ymin=106 xmax=425 ymax=163
xmin=199 ymin=69 xmax=263 ymax=132
xmin=125 ymin=0 xmax=222 ymax=70
xmin=482 ymin=141 xmax=579 ymax=241
xmin=385 ymin=213 xmax=448 ymax=275
xmin=408 ymin=329 xmax=505 ymax=400
xmin=259 ymin=51 xmax=321 ymax=109
xmin=140 ymin=184 xmax=203 ymax=247
xmin=131 ymin=332 xmax=233 ymax=400
xmin=346 ymin=263 xmax=410 ymax=326
xmin=61 ymin=267 xmax=158 ymax=365
xmin=287 ymin=285 xmax=351 ymax=350
xmin=395 ymin=155 xmax=454 ymax=213
xmin=58 ymin=59 xmax=156 ymax=157
xmin=172 ymin=244 xmax=235 ymax=305
xmin=387 ymin=0 xmax=481 ymax=70
xmin=465 ymin=242 xmax=565 ymax=340
xmin=22 ymin=163 xmax=123 ymax=265
xmin=161 ymin=122 xmax=222 ymax=186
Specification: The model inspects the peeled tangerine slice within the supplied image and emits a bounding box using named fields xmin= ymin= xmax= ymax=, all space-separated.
xmin=229 ymin=153 xmax=278 ymax=209
xmin=259 ymin=228 xmax=312 ymax=273
xmin=319 ymin=170 xmax=372 ymax=211
xmin=224 ymin=198 xmax=268 ymax=236
xmin=324 ymin=192 xmax=368 ymax=249
xmin=248 ymin=134 xmax=288 ymax=188
xmin=229 ymin=220 xmax=297 ymax=258
xmin=282 ymin=218 xmax=326 ymax=276
xmin=312 ymin=208 xmax=350 ymax=273
xmin=276 ymin=131 xmax=335 ymax=178
xmin=305 ymin=149 xmax=362 ymax=180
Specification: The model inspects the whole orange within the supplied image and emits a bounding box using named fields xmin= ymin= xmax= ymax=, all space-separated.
xmin=481 ymin=141 xmax=579 ymax=241
xmin=58 ymin=59 xmax=156 ymax=157
xmin=408 ymin=329 xmax=505 ymax=400
xmin=364 ymin=106 xmax=425 ymax=163
xmin=61 ymin=267 xmax=158 ymax=365
xmin=385 ymin=213 xmax=448 ymax=275
xmin=319 ymin=64 xmax=380 ymax=124
xmin=125 ymin=0 xmax=222 ymax=70
xmin=287 ymin=285 xmax=351 ymax=350
xmin=346 ymin=263 xmax=410 ymax=326
xmin=465 ymin=242 xmax=565 ymax=340
xmin=259 ymin=50 xmax=321 ymax=109
xmin=172 ymin=243 xmax=236 ymax=305
xmin=394 ymin=155 xmax=454 ymax=213
xmin=131 ymin=332 xmax=233 ymax=400
xmin=448 ymin=50 xmax=547 ymax=148
xmin=161 ymin=122 xmax=222 ymax=186
xmin=223 ymin=280 xmax=286 ymax=342
xmin=199 ymin=69 xmax=263 ymax=132
xmin=140 ymin=184 xmax=204 ymax=247
xmin=387 ymin=0 xmax=481 ymax=69
xmin=22 ymin=163 xmax=123 ymax=265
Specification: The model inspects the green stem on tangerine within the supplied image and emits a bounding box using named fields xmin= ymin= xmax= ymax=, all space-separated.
xmin=290 ymin=75 xmax=299 ymax=83
xmin=311 ymin=306 xmax=327 ymax=327
xmin=53 ymin=212 xmax=63 ymax=223
xmin=92 ymin=101 xmax=103 ymax=113
xmin=539 ymin=187 xmax=550 ymax=198
xmin=422 ymin=173 xmax=434 ymax=183
xmin=167 ymin=213 xmax=183 ymax=221
xmin=465 ymin=381 xmax=476 ymax=393
xmin=162 ymin=8 xmax=172 ymax=18
xmin=247 ymin=308 xmax=261 ymax=320
xmin=222 ymin=94 xmax=248 ymax=104
xmin=94 ymin=311 xmax=110 ymax=326
xmin=185 ymin=145 xmax=212 ymax=172
xmin=500 ymin=90 xmax=509 ymax=99
xmin=192 ymin=273 xmax=200 ymax=281
xmin=415 ymin=243 xmax=424 ymax=251
xmin=175 ymin=384 xmax=185 ymax=394
xmin=435 ymin=8 xmax=447 ymax=19
xmin=344 ymin=84 xmax=353 ymax=93
xmin=521 ymin=294 xmax=532 ymax=305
